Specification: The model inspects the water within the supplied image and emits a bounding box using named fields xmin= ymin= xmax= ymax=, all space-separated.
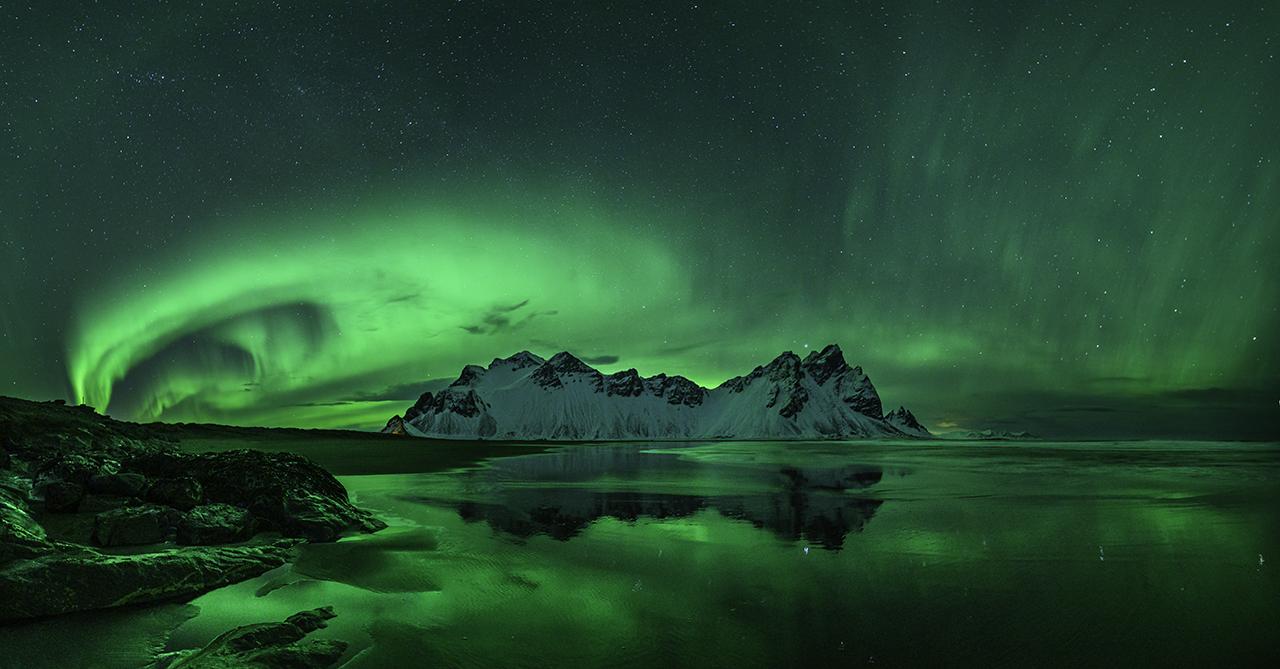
xmin=167 ymin=440 xmax=1280 ymax=668
xmin=6 ymin=440 xmax=1278 ymax=667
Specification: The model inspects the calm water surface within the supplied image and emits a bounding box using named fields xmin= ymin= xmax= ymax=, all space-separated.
xmin=8 ymin=440 xmax=1277 ymax=667
xmin=174 ymin=440 xmax=1280 ymax=668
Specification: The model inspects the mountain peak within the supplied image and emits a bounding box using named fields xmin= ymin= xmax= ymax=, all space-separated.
xmin=802 ymin=343 xmax=843 ymax=362
xmin=491 ymin=350 xmax=546 ymax=369
xmin=547 ymin=351 xmax=596 ymax=374
xmin=762 ymin=351 xmax=801 ymax=380
xmin=605 ymin=368 xmax=645 ymax=397
xmin=767 ymin=350 xmax=801 ymax=366
xmin=885 ymin=406 xmax=929 ymax=436
xmin=450 ymin=364 xmax=487 ymax=387
xmin=801 ymin=344 xmax=849 ymax=385
xmin=531 ymin=351 xmax=600 ymax=389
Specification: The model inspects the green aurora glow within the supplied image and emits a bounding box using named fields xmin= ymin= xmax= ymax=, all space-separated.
xmin=1 ymin=2 xmax=1276 ymax=437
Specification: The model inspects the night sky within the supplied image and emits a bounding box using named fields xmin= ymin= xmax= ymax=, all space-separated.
xmin=1 ymin=2 xmax=1276 ymax=439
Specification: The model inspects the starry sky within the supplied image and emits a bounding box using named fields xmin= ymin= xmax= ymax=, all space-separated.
xmin=1 ymin=2 xmax=1276 ymax=439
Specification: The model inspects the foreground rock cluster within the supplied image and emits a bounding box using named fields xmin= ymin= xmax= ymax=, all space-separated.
xmin=0 ymin=397 xmax=384 ymax=623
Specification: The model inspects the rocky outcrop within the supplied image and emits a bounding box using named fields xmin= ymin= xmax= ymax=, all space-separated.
xmin=0 ymin=396 xmax=384 ymax=624
xmin=646 ymin=374 xmax=706 ymax=407
xmin=160 ymin=607 xmax=346 ymax=669
xmin=0 ymin=404 xmax=384 ymax=543
xmin=605 ymin=369 xmax=645 ymax=397
xmin=176 ymin=450 xmax=385 ymax=542
xmin=0 ymin=540 xmax=298 ymax=622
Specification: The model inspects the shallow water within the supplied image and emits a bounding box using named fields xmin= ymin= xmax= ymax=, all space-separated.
xmin=174 ymin=440 xmax=1280 ymax=668
xmin=6 ymin=440 xmax=1279 ymax=667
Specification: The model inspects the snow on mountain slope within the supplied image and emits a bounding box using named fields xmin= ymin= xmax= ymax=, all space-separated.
xmin=383 ymin=344 xmax=931 ymax=440
xmin=884 ymin=406 xmax=930 ymax=438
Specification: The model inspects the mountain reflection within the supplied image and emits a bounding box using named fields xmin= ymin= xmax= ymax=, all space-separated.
xmin=434 ymin=445 xmax=887 ymax=550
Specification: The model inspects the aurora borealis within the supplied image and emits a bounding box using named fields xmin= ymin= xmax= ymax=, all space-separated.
xmin=1 ymin=2 xmax=1276 ymax=438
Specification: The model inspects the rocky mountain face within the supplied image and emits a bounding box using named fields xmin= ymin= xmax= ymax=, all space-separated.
xmin=384 ymin=344 xmax=931 ymax=440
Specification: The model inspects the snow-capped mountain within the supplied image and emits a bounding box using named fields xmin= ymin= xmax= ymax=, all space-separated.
xmin=383 ymin=344 xmax=931 ymax=441
xmin=884 ymin=406 xmax=930 ymax=438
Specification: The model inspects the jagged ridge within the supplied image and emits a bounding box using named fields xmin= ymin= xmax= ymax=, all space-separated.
xmin=383 ymin=345 xmax=930 ymax=441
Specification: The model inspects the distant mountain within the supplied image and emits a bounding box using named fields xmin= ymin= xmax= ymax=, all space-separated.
xmin=940 ymin=429 xmax=1039 ymax=441
xmin=383 ymin=344 xmax=930 ymax=441
xmin=884 ymin=406 xmax=930 ymax=438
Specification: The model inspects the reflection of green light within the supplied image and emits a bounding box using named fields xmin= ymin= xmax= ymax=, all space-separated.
xmin=167 ymin=447 xmax=1278 ymax=667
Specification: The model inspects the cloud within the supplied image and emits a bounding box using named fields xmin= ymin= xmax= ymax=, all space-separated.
xmin=653 ymin=340 xmax=716 ymax=356
xmin=460 ymin=299 xmax=557 ymax=335
xmin=581 ymin=354 xmax=620 ymax=365
xmin=340 ymin=378 xmax=453 ymax=402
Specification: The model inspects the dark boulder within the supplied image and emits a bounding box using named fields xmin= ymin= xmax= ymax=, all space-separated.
xmin=178 ymin=504 xmax=255 ymax=545
xmin=92 ymin=504 xmax=180 ymax=547
xmin=147 ymin=476 xmax=204 ymax=510
xmin=0 ymin=540 xmax=299 ymax=622
xmin=165 ymin=606 xmax=345 ymax=669
xmin=42 ymin=480 xmax=85 ymax=512
xmin=87 ymin=471 xmax=148 ymax=497
xmin=187 ymin=450 xmax=385 ymax=542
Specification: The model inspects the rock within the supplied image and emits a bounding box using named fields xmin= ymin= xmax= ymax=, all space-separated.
xmin=79 ymin=493 xmax=135 ymax=513
xmin=87 ymin=471 xmax=148 ymax=497
xmin=0 ymin=540 xmax=299 ymax=622
xmin=178 ymin=504 xmax=255 ymax=545
xmin=42 ymin=480 xmax=85 ymax=512
xmin=147 ymin=476 xmax=204 ymax=510
xmin=92 ymin=504 xmax=179 ymax=547
xmin=1 ymin=487 xmax=50 ymax=563
xmin=184 ymin=450 xmax=385 ymax=542
xmin=0 ymin=470 xmax=30 ymax=500
xmin=286 ymin=605 xmax=336 ymax=632
xmin=168 ymin=606 xmax=345 ymax=669
xmin=36 ymin=453 xmax=106 ymax=485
